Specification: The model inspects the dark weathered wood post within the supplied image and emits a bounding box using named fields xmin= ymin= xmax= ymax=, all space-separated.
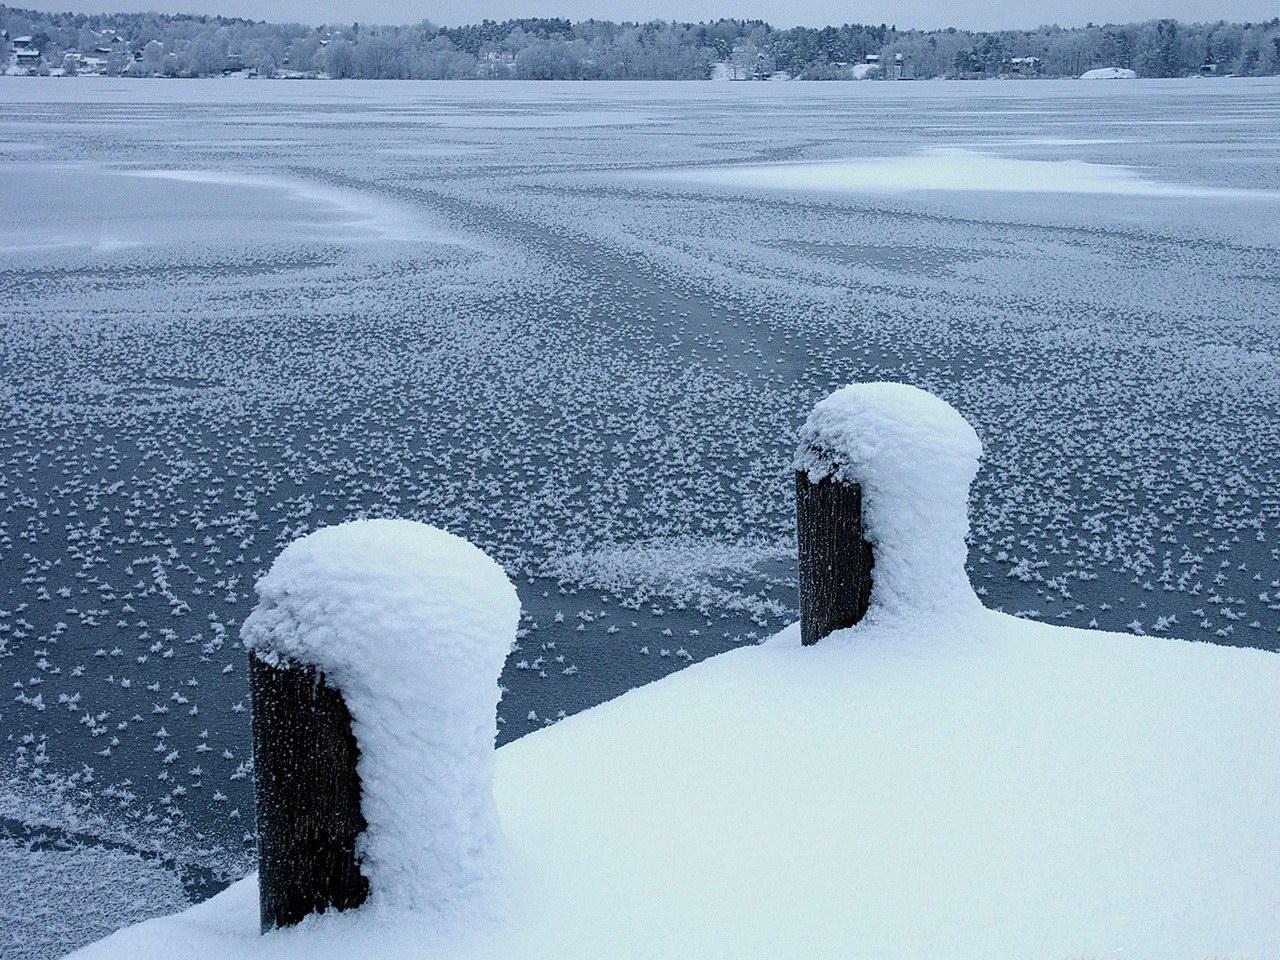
xmin=250 ymin=655 xmax=369 ymax=931
xmin=795 ymin=469 xmax=874 ymax=645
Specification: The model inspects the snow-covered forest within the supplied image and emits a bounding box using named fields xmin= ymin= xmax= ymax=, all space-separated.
xmin=2 ymin=4 xmax=1279 ymax=80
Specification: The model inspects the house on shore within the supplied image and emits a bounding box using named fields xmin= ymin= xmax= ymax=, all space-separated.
xmin=5 ymin=34 xmax=43 ymax=75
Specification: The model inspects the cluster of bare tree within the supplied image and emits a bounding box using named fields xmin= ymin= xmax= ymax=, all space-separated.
xmin=3 ymin=5 xmax=1278 ymax=80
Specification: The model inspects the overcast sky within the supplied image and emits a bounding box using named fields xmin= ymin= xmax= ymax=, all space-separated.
xmin=17 ymin=0 xmax=1278 ymax=30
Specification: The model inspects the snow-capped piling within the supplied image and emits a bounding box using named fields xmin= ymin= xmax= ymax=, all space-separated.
xmin=243 ymin=519 xmax=520 ymax=932
xmin=795 ymin=383 xmax=982 ymax=639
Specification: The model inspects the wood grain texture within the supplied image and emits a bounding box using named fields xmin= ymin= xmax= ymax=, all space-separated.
xmin=250 ymin=655 xmax=369 ymax=931
xmin=795 ymin=469 xmax=874 ymax=646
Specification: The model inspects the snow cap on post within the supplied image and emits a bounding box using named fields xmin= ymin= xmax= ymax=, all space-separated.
xmin=796 ymin=383 xmax=982 ymax=622
xmin=243 ymin=519 xmax=519 ymax=920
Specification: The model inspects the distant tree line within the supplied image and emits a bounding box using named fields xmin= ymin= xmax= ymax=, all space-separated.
xmin=2 ymin=4 xmax=1278 ymax=80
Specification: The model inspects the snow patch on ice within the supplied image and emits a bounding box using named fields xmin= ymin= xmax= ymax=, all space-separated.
xmin=0 ymin=163 xmax=462 ymax=254
xmin=796 ymin=383 xmax=983 ymax=623
xmin=658 ymin=147 xmax=1279 ymax=200
xmin=242 ymin=519 xmax=520 ymax=921
xmin=1 ymin=839 xmax=189 ymax=960
xmin=1080 ymin=67 xmax=1138 ymax=80
xmin=217 ymin=109 xmax=657 ymax=129
xmin=542 ymin=538 xmax=793 ymax=621
xmin=428 ymin=110 xmax=657 ymax=129
xmin=122 ymin=168 xmax=454 ymax=245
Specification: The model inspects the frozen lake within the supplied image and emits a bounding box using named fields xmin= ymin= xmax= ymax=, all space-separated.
xmin=2 ymin=76 xmax=1279 ymax=958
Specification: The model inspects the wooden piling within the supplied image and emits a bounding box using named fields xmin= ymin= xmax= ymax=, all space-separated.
xmin=250 ymin=655 xmax=369 ymax=931
xmin=795 ymin=469 xmax=874 ymax=645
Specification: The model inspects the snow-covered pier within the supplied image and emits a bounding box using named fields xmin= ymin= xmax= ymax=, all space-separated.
xmin=69 ymin=384 xmax=1280 ymax=960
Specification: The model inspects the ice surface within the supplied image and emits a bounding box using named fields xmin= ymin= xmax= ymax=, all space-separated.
xmin=70 ymin=608 xmax=1280 ymax=959
xmin=243 ymin=520 xmax=519 ymax=917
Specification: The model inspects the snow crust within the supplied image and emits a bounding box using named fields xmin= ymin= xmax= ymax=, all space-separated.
xmin=241 ymin=519 xmax=520 ymax=919
xmin=71 ymin=610 xmax=1280 ymax=960
xmin=796 ymin=382 xmax=984 ymax=622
